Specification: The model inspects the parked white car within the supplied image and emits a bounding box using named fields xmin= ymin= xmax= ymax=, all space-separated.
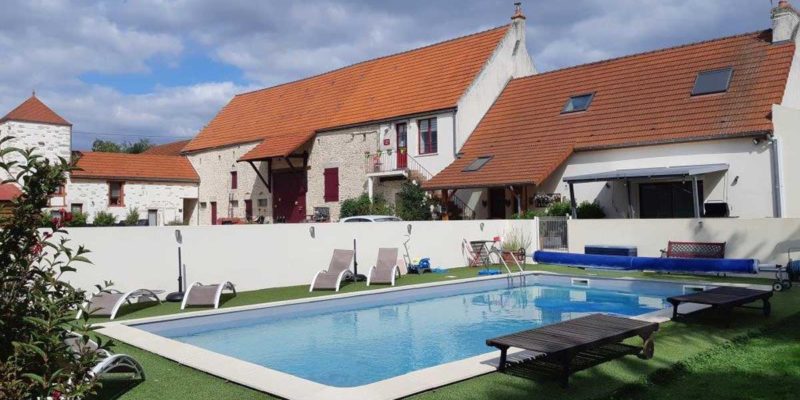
xmin=340 ymin=215 xmax=403 ymax=223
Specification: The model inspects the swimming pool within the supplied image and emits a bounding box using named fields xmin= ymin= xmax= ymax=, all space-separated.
xmin=130 ymin=274 xmax=685 ymax=389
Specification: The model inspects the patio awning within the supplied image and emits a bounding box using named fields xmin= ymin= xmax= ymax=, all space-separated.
xmin=562 ymin=163 xmax=729 ymax=184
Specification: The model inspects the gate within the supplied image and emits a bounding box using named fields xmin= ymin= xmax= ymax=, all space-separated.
xmin=538 ymin=216 xmax=569 ymax=251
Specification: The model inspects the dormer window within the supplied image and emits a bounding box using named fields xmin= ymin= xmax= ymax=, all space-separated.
xmin=692 ymin=68 xmax=733 ymax=96
xmin=562 ymin=93 xmax=594 ymax=114
xmin=463 ymin=156 xmax=493 ymax=172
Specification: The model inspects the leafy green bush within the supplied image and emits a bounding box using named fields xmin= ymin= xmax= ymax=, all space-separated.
xmin=93 ymin=211 xmax=117 ymax=226
xmin=395 ymin=182 xmax=431 ymax=221
xmin=339 ymin=194 xmax=393 ymax=218
xmin=66 ymin=211 xmax=88 ymax=227
xmin=545 ymin=201 xmax=572 ymax=217
xmin=0 ymin=139 xmax=108 ymax=399
xmin=123 ymin=207 xmax=140 ymax=226
xmin=502 ymin=226 xmax=533 ymax=252
xmin=512 ymin=209 xmax=542 ymax=219
xmin=577 ymin=200 xmax=606 ymax=219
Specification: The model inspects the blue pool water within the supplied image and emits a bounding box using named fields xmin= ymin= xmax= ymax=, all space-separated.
xmin=136 ymin=277 xmax=683 ymax=387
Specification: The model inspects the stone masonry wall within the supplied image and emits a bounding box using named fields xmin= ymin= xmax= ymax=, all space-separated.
xmin=0 ymin=120 xmax=71 ymax=181
xmin=67 ymin=179 xmax=198 ymax=225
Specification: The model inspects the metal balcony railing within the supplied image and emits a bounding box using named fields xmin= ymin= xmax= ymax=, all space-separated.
xmin=365 ymin=151 xmax=433 ymax=182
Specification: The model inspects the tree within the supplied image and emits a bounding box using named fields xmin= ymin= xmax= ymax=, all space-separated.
xmin=91 ymin=139 xmax=122 ymax=153
xmin=339 ymin=194 xmax=393 ymax=218
xmin=0 ymin=137 xmax=108 ymax=399
xmin=91 ymin=138 xmax=153 ymax=154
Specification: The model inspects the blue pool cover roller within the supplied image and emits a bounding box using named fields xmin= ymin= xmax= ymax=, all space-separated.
xmin=533 ymin=251 xmax=758 ymax=274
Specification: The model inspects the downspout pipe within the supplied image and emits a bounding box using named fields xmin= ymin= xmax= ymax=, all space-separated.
xmin=770 ymin=136 xmax=785 ymax=218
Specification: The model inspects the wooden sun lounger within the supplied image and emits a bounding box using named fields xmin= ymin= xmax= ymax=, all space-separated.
xmin=486 ymin=314 xmax=659 ymax=387
xmin=667 ymin=286 xmax=773 ymax=326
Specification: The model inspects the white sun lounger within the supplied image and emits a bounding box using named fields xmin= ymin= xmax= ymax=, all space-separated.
xmin=309 ymin=249 xmax=355 ymax=292
xmin=367 ymin=248 xmax=401 ymax=286
xmin=180 ymin=281 xmax=237 ymax=310
xmin=65 ymin=333 xmax=145 ymax=380
xmin=76 ymin=289 xmax=161 ymax=320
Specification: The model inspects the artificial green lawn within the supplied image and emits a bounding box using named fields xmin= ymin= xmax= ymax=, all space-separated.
xmin=91 ymin=265 xmax=800 ymax=400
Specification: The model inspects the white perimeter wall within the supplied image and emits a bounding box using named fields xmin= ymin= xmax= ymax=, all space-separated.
xmin=59 ymin=220 xmax=536 ymax=293
xmin=568 ymin=218 xmax=800 ymax=265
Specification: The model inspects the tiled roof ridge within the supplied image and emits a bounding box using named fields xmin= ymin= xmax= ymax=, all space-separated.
xmin=235 ymin=24 xmax=510 ymax=98
xmin=518 ymin=29 xmax=774 ymax=82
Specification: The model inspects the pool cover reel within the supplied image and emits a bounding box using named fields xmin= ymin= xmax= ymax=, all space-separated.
xmin=533 ymin=251 xmax=758 ymax=274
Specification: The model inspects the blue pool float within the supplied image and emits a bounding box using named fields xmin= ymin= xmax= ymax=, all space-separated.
xmin=478 ymin=269 xmax=502 ymax=276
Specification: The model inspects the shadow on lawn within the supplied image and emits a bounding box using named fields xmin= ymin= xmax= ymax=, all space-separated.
xmin=89 ymin=378 xmax=143 ymax=400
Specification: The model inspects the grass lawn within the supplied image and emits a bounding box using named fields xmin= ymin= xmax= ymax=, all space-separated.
xmin=91 ymin=265 xmax=800 ymax=400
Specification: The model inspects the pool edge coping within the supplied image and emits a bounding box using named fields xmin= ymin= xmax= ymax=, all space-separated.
xmin=96 ymin=272 xmax=772 ymax=400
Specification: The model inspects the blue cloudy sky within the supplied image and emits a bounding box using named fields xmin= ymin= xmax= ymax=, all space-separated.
xmin=0 ymin=0 xmax=774 ymax=149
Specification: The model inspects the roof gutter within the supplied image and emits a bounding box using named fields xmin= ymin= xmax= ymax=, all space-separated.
xmin=70 ymin=176 xmax=200 ymax=184
xmin=575 ymin=130 xmax=772 ymax=152
xmin=422 ymin=180 xmax=534 ymax=191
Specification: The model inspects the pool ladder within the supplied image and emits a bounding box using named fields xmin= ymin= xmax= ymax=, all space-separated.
xmin=490 ymin=249 xmax=527 ymax=288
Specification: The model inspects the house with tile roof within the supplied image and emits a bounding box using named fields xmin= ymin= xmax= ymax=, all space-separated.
xmin=424 ymin=1 xmax=800 ymax=220
xmin=0 ymin=95 xmax=201 ymax=225
xmin=143 ymin=139 xmax=191 ymax=156
xmin=69 ymin=152 xmax=200 ymax=225
xmin=182 ymin=5 xmax=534 ymax=223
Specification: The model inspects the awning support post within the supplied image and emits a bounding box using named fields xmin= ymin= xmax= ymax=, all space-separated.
xmin=692 ymin=176 xmax=701 ymax=219
xmin=367 ymin=177 xmax=374 ymax=203
xmin=247 ymin=161 xmax=271 ymax=193
xmin=568 ymin=183 xmax=577 ymax=219
xmin=625 ymin=180 xmax=633 ymax=219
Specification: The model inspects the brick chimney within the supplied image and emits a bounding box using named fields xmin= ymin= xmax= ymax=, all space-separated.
xmin=772 ymin=0 xmax=800 ymax=43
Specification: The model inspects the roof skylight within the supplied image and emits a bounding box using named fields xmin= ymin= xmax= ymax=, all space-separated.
xmin=463 ymin=156 xmax=493 ymax=172
xmin=692 ymin=68 xmax=733 ymax=96
xmin=562 ymin=93 xmax=594 ymax=114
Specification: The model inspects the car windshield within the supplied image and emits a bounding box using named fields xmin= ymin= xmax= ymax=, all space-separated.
xmin=343 ymin=218 xmax=370 ymax=222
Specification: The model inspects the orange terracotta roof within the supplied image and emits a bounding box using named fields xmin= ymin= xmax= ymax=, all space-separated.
xmin=1 ymin=95 xmax=71 ymax=126
xmin=425 ymin=30 xmax=794 ymax=190
xmin=0 ymin=183 xmax=22 ymax=201
xmin=142 ymin=139 xmax=191 ymax=156
xmin=182 ymin=26 xmax=511 ymax=159
xmin=72 ymin=152 xmax=199 ymax=183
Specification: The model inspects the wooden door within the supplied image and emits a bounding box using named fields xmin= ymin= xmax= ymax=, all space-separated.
xmin=210 ymin=202 xmax=218 ymax=225
xmin=396 ymin=123 xmax=408 ymax=169
xmin=273 ymin=171 xmax=307 ymax=223
xmin=244 ymin=199 xmax=253 ymax=221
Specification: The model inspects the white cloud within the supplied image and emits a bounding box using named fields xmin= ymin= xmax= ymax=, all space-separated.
xmin=0 ymin=0 xmax=779 ymax=148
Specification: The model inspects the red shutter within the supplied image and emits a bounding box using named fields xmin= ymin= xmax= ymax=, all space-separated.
xmin=231 ymin=171 xmax=238 ymax=190
xmin=324 ymin=168 xmax=339 ymax=202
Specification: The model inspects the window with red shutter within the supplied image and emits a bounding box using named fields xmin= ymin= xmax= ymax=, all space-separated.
xmin=230 ymin=171 xmax=238 ymax=190
xmin=324 ymin=168 xmax=339 ymax=202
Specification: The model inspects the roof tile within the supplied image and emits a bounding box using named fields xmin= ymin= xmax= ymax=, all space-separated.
xmin=72 ymin=152 xmax=199 ymax=183
xmin=182 ymin=26 xmax=511 ymax=159
xmin=425 ymin=30 xmax=794 ymax=189
xmin=1 ymin=95 xmax=70 ymax=126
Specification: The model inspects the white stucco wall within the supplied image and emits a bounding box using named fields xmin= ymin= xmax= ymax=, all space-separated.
xmin=67 ymin=179 xmax=199 ymax=225
xmin=455 ymin=17 xmax=536 ymax=153
xmin=187 ymin=142 xmax=274 ymax=225
xmin=0 ymin=120 xmax=71 ymax=181
xmin=569 ymin=218 xmax=800 ymax=265
xmin=536 ymin=138 xmax=776 ymax=218
xmin=773 ymin=104 xmax=800 ymax=218
xmin=375 ymin=112 xmax=456 ymax=176
xmin=58 ymin=219 xmax=536 ymax=293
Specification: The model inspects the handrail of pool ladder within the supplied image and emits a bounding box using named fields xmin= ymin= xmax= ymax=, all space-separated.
xmin=490 ymin=249 xmax=526 ymax=288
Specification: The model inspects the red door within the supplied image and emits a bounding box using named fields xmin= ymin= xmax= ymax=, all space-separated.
xmin=244 ymin=199 xmax=253 ymax=221
xmin=273 ymin=171 xmax=307 ymax=223
xmin=396 ymin=123 xmax=408 ymax=169
xmin=210 ymin=201 xmax=218 ymax=225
